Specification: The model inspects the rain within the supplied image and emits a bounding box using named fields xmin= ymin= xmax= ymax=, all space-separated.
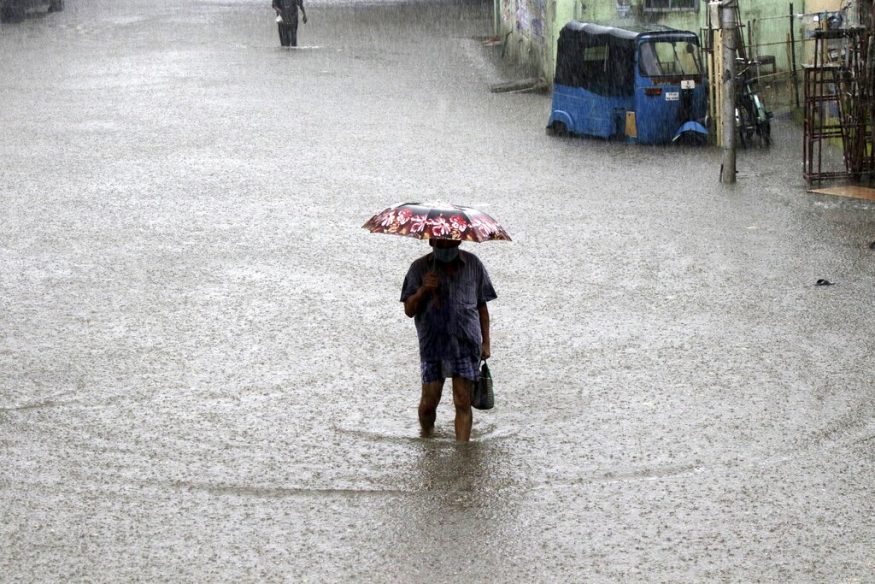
xmin=1 ymin=0 xmax=873 ymax=581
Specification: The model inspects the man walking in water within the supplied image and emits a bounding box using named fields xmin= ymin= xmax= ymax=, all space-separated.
xmin=272 ymin=0 xmax=307 ymax=47
xmin=401 ymin=239 xmax=497 ymax=442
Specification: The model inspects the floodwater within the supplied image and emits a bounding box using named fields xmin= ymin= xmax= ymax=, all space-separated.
xmin=1 ymin=0 xmax=873 ymax=581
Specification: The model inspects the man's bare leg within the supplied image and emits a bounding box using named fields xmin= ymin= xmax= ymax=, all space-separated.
xmin=419 ymin=380 xmax=443 ymax=437
xmin=451 ymin=377 xmax=473 ymax=442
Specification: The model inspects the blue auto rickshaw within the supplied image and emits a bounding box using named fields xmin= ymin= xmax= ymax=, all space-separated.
xmin=547 ymin=22 xmax=708 ymax=145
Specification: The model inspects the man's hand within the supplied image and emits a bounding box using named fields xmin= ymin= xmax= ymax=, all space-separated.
xmin=478 ymin=303 xmax=491 ymax=360
xmin=404 ymin=272 xmax=438 ymax=318
xmin=303 ymin=15 xmax=308 ymax=23
xmin=421 ymin=272 xmax=439 ymax=293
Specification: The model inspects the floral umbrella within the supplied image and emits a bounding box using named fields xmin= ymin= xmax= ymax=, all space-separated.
xmin=362 ymin=201 xmax=511 ymax=242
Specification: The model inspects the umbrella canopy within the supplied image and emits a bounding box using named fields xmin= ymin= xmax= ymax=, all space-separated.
xmin=362 ymin=201 xmax=511 ymax=242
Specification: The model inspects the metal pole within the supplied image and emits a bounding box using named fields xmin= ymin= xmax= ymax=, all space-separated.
xmin=868 ymin=3 xmax=875 ymax=162
xmin=494 ymin=0 xmax=500 ymax=37
xmin=720 ymin=0 xmax=738 ymax=184
xmin=790 ymin=2 xmax=800 ymax=108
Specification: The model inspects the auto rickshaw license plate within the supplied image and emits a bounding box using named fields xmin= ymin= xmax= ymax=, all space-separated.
xmin=665 ymin=92 xmax=679 ymax=101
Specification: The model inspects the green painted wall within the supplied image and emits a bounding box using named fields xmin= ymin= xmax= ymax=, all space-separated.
xmin=497 ymin=0 xmax=846 ymax=83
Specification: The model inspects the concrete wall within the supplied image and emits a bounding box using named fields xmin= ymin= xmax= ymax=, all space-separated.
xmin=497 ymin=0 xmax=552 ymax=77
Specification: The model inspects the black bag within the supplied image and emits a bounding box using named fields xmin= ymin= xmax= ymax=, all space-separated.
xmin=471 ymin=360 xmax=494 ymax=410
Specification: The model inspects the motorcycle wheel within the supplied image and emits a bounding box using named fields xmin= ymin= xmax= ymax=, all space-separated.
xmin=737 ymin=106 xmax=754 ymax=149
xmin=759 ymin=119 xmax=771 ymax=146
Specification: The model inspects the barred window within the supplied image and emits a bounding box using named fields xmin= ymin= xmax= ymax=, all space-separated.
xmin=643 ymin=0 xmax=697 ymax=12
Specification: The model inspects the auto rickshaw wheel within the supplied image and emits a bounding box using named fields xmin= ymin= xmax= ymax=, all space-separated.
xmin=547 ymin=121 xmax=568 ymax=137
xmin=1 ymin=1 xmax=26 ymax=21
xmin=675 ymin=131 xmax=708 ymax=147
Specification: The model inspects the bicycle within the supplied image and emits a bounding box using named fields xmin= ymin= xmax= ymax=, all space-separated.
xmin=735 ymin=58 xmax=773 ymax=148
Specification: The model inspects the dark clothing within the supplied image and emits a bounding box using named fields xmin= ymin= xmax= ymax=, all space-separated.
xmin=273 ymin=0 xmax=303 ymax=47
xmin=420 ymin=356 xmax=479 ymax=383
xmin=400 ymin=250 xmax=497 ymax=362
xmin=273 ymin=0 xmax=302 ymax=21
xmin=277 ymin=18 xmax=298 ymax=47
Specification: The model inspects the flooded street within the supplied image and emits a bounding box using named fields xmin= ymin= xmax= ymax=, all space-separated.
xmin=1 ymin=0 xmax=873 ymax=581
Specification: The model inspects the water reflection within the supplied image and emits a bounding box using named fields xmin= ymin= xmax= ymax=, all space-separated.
xmin=372 ymin=437 xmax=519 ymax=580
xmin=416 ymin=440 xmax=486 ymax=501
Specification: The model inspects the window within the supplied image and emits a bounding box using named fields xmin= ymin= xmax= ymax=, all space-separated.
xmin=643 ymin=0 xmax=697 ymax=12
xmin=555 ymin=36 xmax=636 ymax=95
xmin=639 ymin=40 xmax=702 ymax=76
xmin=583 ymin=45 xmax=608 ymax=64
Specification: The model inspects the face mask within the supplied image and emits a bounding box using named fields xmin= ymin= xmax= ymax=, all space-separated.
xmin=433 ymin=246 xmax=459 ymax=263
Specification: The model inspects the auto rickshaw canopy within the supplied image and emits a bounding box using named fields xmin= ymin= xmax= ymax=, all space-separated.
xmin=555 ymin=21 xmax=701 ymax=97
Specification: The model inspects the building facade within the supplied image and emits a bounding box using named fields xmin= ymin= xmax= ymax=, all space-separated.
xmin=497 ymin=0 xmax=850 ymax=85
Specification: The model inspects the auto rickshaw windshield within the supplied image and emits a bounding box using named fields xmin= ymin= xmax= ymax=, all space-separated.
xmin=638 ymin=40 xmax=702 ymax=76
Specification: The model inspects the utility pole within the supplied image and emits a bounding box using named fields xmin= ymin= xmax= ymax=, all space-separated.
xmin=719 ymin=0 xmax=738 ymax=184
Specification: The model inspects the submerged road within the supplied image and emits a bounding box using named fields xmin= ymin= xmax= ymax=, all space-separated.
xmin=1 ymin=0 xmax=873 ymax=581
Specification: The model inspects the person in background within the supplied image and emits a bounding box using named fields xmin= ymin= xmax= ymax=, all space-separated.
xmin=401 ymin=239 xmax=497 ymax=442
xmin=272 ymin=0 xmax=307 ymax=48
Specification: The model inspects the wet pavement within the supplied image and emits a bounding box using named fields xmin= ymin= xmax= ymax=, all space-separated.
xmin=1 ymin=0 xmax=874 ymax=581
